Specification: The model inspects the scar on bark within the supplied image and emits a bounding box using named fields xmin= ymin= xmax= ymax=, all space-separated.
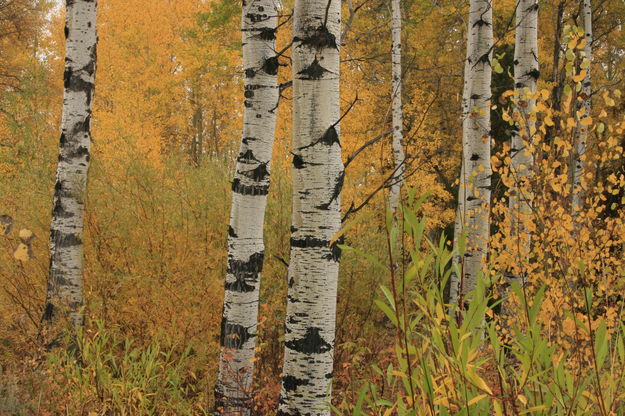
xmin=226 ymin=251 xmax=265 ymax=293
xmin=220 ymin=318 xmax=256 ymax=349
xmin=297 ymin=58 xmax=331 ymax=80
xmin=285 ymin=327 xmax=332 ymax=354
xmin=294 ymin=24 xmax=337 ymax=50
xmin=232 ymin=178 xmax=269 ymax=196
xmin=316 ymin=169 xmax=344 ymax=210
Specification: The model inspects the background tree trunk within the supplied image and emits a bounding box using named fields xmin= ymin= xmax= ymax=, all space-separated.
xmin=389 ymin=0 xmax=404 ymax=212
xmin=277 ymin=0 xmax=343 ymax=414
xmin=572 ymin=0 xmax=592 ymax=213
xmin=42 ymin=0 xmax=98 ymax=327
xmin=215 ymin=0 xmax=279 ymax=414
xmin=508 ymin=0 xmax=538 ymax=283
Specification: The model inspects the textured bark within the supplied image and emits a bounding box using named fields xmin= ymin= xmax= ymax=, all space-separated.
xmin=277 ymin=0 xmax=342 ymax=414
xmin=215 ymin=0 xmax=279 ymax=414
xmin=572 ymin=0 xmax=592 ymax=213
xmin=450 ymin=0 xmax=493 ymax=303
xmin=43 ymin=0 xmax=98 ymax=327
xmin=388 ymin=0 xmax=404 ymax=212
xmin=508 ymin=0 xmax=538 ymax=282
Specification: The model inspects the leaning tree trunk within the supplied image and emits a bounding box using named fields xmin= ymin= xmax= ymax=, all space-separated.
xmin=572 ymin=0 xmax=592 ymax=213
xmin=388 ymin=0 xmax=404 ymax=212
xmin=42 ymin=0 xmax=98 ymax=327
xmin=215 ymin=1 xmax=279 ymax=414
xmin=277 ymin=0 xmax=343 ymax=414
xmin=451 ymin=0 xmax=493 ymax=304
xmin=508 ymin=0 xmax=538 ymax=282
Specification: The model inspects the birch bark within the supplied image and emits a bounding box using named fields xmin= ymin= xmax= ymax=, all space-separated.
xmin=388 ymin=0 xmax=404 ymax=212
xmin=277 ymin=0 xmax=343 ymax=414
xmin=509 ymin=0 xmax=538 ymax=283
xmin=572 ymin=0 xmax=592 ymax=213
xmin=215 ymin=0 xmax=279 ymax=414
xmin=451 ymin=0 xmax=493 ymax=303
xmin=42 ymin=0 xmax=98 ymax=327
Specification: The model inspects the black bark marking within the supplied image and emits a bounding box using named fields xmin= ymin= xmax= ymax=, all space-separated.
xmin=237 ymin=149 xmax=258 ymax=163
xmin=232 ymin=178 xmax=269 ymax=196
xmin=470 ymin=153 xmax=480 ymax=161
xmin=242 ymin=137 xmax=257 ymax=144
xmin=226 ymin=251 xmax=265 ymax=293
xmin=290 ymin=237 xmax=329 ymax=249
xmin=283 ymin=375 xmax=309 ymax=392
xmin=220 ymin=318 xmax=255 ymax=349
xmin=245 ymin=13 xmax=268 ymax=23
xmin=50 ymin=229 xmax=82 ymax=247
xmin=241 ymin=162 xmax=269 ymax=182
xmin=53 ymin=199 xmax=74 ymax=219
xmin=262 ymin=56 xmax=279 ymax=75
xmin=316 ymin=169 xmax=344 ymax=211
xmin=258 ymin=27 xmax=276 ymax=40
xmin=473 ymin=18 xmax=491 ymax=28
xmin=297 ymin=58 xmax=330 ymax=80
xmin=299 ymin=126 xmax=340 ymax=151
xmin=245 ymin=68 xmax=256 ymax=78
xmin=329 ymin=237 xmax=343 ymax=262
xmin=321 ymin=126 xmax=339 ymax=146
xmin=285 ymin=327 xmax=332 ymax=354
xmin=294 ymin=25 xmax=337 ymax=49
xmin=228 ymin=226 xmax=237 ymax=238
xmin=293 ymin=154 xmax=305 ymax=169
xmin=527 ymin=68 xmax=540 ymax=80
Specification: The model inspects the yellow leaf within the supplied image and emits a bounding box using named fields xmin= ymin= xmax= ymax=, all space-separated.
xmin=383 ymin=404 xmax=397 ymax=416
xmin=572 ymin=70 xmax=587 ymax=83
xmin=468 ymin=394 xmax=488 ymax=406
xmin=581 ymin=117 xmax=593 ymax=126
xmin=19 ymin=228 xmax=34 ymax=243
xmin=14 ymin=243 xmax=31 ymax=262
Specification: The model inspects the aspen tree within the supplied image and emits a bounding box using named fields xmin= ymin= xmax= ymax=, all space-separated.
xmin=509 ymin=0 xmax=538 ymax=283
xmin=277 ymin=0 xmax=343 ymax=413
xmin=215 ymin=0 xmax=279 ymax=413
xmin=450 ymin=0 xmax=493 ymax=303
xmin=389 ymin=0 xmax=404 ymax=212
xmin=43 ymin=0 xmax=98 ymax=327
xmin=572 ymin=0 xmax=592 ymax=213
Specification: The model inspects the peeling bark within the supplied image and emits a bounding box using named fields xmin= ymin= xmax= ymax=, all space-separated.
xmin=215 ymin=0 xmax=279 ymax=414
xmin=43 ymin=0 xmax=98 ymax=327
xmin=277 ymin=0 xmax=342 ymax=414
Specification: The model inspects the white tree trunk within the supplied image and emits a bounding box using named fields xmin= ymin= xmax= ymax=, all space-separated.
xmin=43 ymin=0 xmax=98 ymax=327
xmin=508 ymin=0 xmax=538 ymax=282
xmin=277 ymin=0 xmax=342 ymax=414
xmin=450 ymin=0 xmax=493 ymax=304
xmin=388 ymin=0 xmax=404 ymax=212
xmin=215 ymin=1 xmax=279 ymax=414
xmin=572 ymin=0 xmax=592 ymax=213
xmin=451 ymin=0 xmax=493 ymax=303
